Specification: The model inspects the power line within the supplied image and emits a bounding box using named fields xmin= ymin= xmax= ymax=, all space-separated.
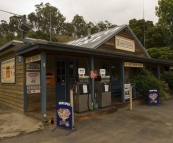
xmin=0 ymin=9 xmax=21 ymax=16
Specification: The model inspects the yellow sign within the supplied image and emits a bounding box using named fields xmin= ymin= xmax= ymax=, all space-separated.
xmin=125 ymin=62 xmax=143 ymax=68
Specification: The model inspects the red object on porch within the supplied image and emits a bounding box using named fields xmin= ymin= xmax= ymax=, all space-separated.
xmin=90 ymin=70 xmax=98 ymax=78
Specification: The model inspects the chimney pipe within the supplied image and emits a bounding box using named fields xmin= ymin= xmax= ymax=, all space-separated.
xmin=88 ymin=26 xmax=91 ymax=39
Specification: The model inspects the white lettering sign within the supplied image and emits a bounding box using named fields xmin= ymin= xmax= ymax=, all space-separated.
xmin=26 ymin=72 xmax=40 ymax=86
xmin=26 ymin=63 xmax=40 ymax=70
xmin=26 ymin=54 xmax=41 ymax=63
xmin=116 ymin=36 xmax=135 ymax=52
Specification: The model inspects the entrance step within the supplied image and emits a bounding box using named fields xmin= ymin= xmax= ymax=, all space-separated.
xmin=74 ymin=106 xmax=118 ymax=121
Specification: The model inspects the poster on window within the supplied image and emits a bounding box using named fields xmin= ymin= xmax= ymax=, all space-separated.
xmin=26 ymin=72 xmax=40 ymax=86
xmin=1 ymin=58 xmax=15 ymax=83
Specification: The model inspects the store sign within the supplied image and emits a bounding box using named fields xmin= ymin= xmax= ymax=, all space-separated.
xmin=26 ymin=54 xmax=41 ymax=63
xmin=125 ymin=84 xmax=130 ymax=99
xmin=26 ymin=63 xmax=40 ymax=70
xmin=1 ymin=58 xmax=15 ymax=83
xmin=116 ymin=36 xmax=135 ymax=52
xmin=56 ymin=102 xmax=72 ymax=129
xmin=90 ymin=70 xmax=97 ymax=78
xmin=125 ymin=62 xmax=143 ymax=68
xmin=46 ymin=72 xmax=54 ymax=85
xmin=27 ymin=85 xmax=41 ymax=94
xmin=26 ymin=72 xmax=40 ymax=86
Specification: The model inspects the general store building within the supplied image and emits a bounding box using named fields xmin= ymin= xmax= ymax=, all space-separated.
xmin=0 ymin=24 xmax=172 ymax=120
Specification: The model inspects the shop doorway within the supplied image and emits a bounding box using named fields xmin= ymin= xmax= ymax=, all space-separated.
xmin=56 ymin=59 xmax=78 ymax=103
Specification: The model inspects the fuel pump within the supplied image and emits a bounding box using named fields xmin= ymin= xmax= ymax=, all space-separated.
xmin=95 ymin=69 xmax=111 ymax=107
xmin=73 ymin=68 xmax=92 ymax=113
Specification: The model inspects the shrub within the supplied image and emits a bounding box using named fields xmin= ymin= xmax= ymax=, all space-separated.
xmin=130 ymin=69 xmax=166 ymax=101
xmin=163 ymin=74 xmax=173 ymax=89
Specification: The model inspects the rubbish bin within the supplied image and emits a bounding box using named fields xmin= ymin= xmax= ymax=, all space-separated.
xmin=148 ymin=90 xmax=159 ymax=106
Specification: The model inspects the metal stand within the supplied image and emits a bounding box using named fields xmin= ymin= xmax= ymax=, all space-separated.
xmin=51 ymin=126 xmax=77 ymax=136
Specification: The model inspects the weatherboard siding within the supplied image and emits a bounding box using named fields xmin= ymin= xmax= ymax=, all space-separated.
xmin=0 ymin=51 xmax=24 ymax=112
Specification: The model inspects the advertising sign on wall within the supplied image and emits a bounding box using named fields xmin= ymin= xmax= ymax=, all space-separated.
xmin=56 ymin=102 xmax=72 ymax=129
xmin=1 ymin=58 xmax=15 ymax=83
xmin=26 ymin=72 xmax=40 ymax=86
xmin=46 ymin=72 xmax=54 ymax=85
xmin=26 ymin=63 xmax=40 ymax=70
xmin=116 ymin=36 xmax=135 ymax=52
xmin=26 ymin=72 xmax=40 ymax=93
xmin=124 ymin=62 xmax=143 ymax=68
xmin=26 ymin=54 xmax=41 ymax=63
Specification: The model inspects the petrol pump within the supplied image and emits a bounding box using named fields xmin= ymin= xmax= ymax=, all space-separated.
xmin=95 ymin=69 xmax=111 ymax=107
xmin=73 ymin=68 xmax=92 ymax=113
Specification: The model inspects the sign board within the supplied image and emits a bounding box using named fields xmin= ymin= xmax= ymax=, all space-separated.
xmin=26 ymin=63 xmax=40 ymax=70
xmin=26 ymin=54 xmax=41 ymax=63
xmin=90 ymin=70 xmax=98 ymax=78
xmin=125 ymin=62 xmax=143 ymax=68
xmin=27 ymin=85 xmax=41 ymax=94
xmin=100 ymin=69 xmax=106 ymax=75
xmin=78 ymin=68 xmax=85 ymax=75
xmin=46 ymin=72 xmax=54 ymax=85
xmin=26 ymin=72 xmax=40 ymax=86
xmin=27 ymin=89 xmax=40 ymax=94
xmin=148 ymin=90 xmax=159 ymax=106
xmin=116 ymin=36 xmax=135 ymax=52
xmin=1 ymin=58 xmax=15 ymax=83
xmin=56 ymin=102 xmax=72 ymax=129
xmin=18 ymin=56 xmax=22 ymax=65
xmin=125 ymin=84 xmax=130 ymax=99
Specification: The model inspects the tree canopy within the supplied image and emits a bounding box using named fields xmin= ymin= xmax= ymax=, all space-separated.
xmin=155 ymin=0 xmax=173 ymax=48
xmin=1 ymin=1 xmax=173 ymax=62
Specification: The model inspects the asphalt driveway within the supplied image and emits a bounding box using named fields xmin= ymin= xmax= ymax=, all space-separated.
xmin=0 ymin=105 xmax=43 ymax=140
xmin=1 ymin=99 xmax=173 ymax=143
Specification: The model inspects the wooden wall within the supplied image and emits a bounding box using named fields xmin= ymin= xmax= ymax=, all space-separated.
xmin=27 ymin=55 xmax=56 ymax=111
xmin=98 ymin=29 xmax=148 ymax=58
xmin=0 ymin=47 xmax=24 ymax=112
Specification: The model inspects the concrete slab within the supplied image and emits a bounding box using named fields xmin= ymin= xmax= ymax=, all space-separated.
xmin=0 ymin=105 xmax=43 ymax=139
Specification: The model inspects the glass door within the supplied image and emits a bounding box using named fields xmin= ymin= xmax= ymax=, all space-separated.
xmin=56 ymin=60 xmax=66 ymax=102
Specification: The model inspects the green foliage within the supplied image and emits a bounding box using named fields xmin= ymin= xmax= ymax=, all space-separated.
xmin=163 ymin=74 xmax=173 ymax=89
xmin=147 ymin=47 xmax=173 ymax=61
xmin=156 ymin=0 xmax=173 ymax=48
xmin=130 ymin=69 xmax=166 ymax=101
xmin=27 ymin=30 xmax=58 ymax=42
xmin=129 ymin=18 xmax=166 ymax=48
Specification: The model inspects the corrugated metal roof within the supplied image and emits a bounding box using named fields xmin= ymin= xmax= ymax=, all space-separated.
xmin=66 ymin=25 xmax=126 ymax=48
xmin=0 ymin=40 xmax=23 ymax=51
xmin=66 ymin=24 xmax=150 ymax=58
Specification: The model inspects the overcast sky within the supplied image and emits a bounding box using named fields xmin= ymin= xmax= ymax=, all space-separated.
xmin=0 ymin=0 xmax=159 ymax=25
